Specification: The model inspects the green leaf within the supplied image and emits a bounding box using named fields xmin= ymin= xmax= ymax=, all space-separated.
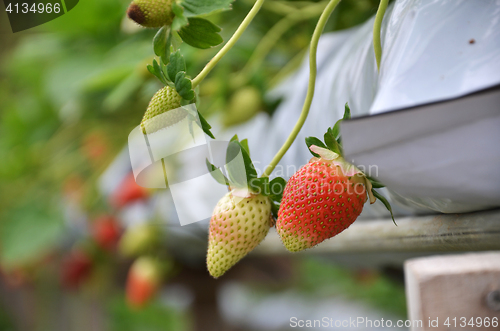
xmin=197 ymin=109 xmax=215 ymax=139
xmin=178 ymin=17 xmax=223 ymax=49
xmin=269 ymin=177 xmax=287 ymax=201
xmin=305 ymin=137 xmax=327 ymax=157
xmin=166 ymin=50 xmax=186 ymax=82
xmin=153 ymin=27 xmax=170 ymax=63
xmin=372 ymin=189 xmax=396 ymax=225
xmin=180 ymin=0 xmax=233 ymax=17
xmin=174 ymin=72 xmax=195 ymax=100
xmin=206 ymin=159 xmax=229 ymax=186
xmin=230 ymin=134 xmax=239 ymax=142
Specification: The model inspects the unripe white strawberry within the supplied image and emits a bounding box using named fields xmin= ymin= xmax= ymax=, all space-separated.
xmin=141 ymin=86 xmax=184 ymax=134
xmin=207 ymin=192 xmax=272 ymax=278
xmin=127 ymin=0 xmax=175 ymax=28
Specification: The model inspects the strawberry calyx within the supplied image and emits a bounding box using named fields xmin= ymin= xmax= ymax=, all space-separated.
xmin=206 ymin=135 xmax=287 ymax=220
xmin=305 ymin=103 xmax=396 ymax=224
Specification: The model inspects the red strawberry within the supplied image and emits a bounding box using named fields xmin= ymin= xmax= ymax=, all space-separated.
xmin=126 ymin=257 xmax=163 ymax=309
xmin=92 ymin=215 xmax=121 ymax=251
xmin=276 ymin=104 xmax=394 ymax=252
xmin=276 ymin=146 xmax=376 ymax=252
xmin=61 ymin=249 xmax=93 ymax=289
xmin=110 ymin=173 xmax=149 ymax=208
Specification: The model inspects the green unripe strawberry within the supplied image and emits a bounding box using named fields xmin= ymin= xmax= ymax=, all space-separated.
xmin=207 ymin=191 xmax=272 ymax=278
xmin=127 ymin=0 xmax=175 ymax=28
xmin=222 ymin=86 xmax=262 ymax=127
xmin=119 ymin=223 xmax=161 ymax=257
xmin=141 ymin=86 xmax=184 ymax=134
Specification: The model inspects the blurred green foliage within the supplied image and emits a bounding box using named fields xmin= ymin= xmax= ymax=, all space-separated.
xmin=297 ymin=257 xmax=407 ymax=317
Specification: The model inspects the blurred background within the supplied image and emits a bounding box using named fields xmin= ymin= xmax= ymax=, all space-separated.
xmin=0 ymin=0 xmax=407 ymax=330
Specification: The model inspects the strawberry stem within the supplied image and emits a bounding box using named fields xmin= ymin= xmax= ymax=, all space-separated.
xmin=232 ymin=2 xmax=328 ymax=89
xmin=261 ymin=0 xmax=342 ymax=178
xmin=191 ymin=0 xmax=266 ymax=88
xmin=373 ymin=0 xmax=389 ymax=71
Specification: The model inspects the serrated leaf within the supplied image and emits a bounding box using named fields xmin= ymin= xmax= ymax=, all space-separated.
xmin=197 ymin=109 xmax=215 ymax=139
xmin=181 ymin=0 xmax=233 ymax=17
xmin=206 ymin=159 xmax=229 ymax=186
xmin=166 ymin=50 xmax=186 ymax=82
xmin=305 ymin=137 xmax=327 ymax=157
xmin=153 ymin=27 xmax=170 ymax=63
xmin=174 ymin=72 xmax=195 ymax=100
xmin=372 ymin=189 xmax=396 ymax=225
xmin=178 ymin=17 xmax=223 ymax=49
xmin=269 ymin=177 xmax=287 ymax=201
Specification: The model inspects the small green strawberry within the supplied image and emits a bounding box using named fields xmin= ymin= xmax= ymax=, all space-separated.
xmin=276 ymin=104 xmax=394 ymax=252
xmin=207 ymin=191 xmax=272 ymax=278
xmin=222 ymin=86 xmax=262 ymax=127
xmin=127 ymin=0 xmax=175 ymax=28
xmin=141 ymin=85 xmax=184 ymax=134
xmin=119 ymin=223 xmax=161 ymax=257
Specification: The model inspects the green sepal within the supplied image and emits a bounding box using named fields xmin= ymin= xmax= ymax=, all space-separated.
xmin=226 ymin=140 xmax=257 ymax=189
xmin=178 ymin=17 xmax=223 ymax=49
xmin=153 ymin=26 xmax=171 ymax=63
xmin=324 ymin=129 xmax=341 ymax=155
xmin=240 ymin=139 xmax=250 ymax=156
xmin=166 ymin=50 xmax=186 ymax=82
xmin=196 ymin=109 xmax=215 ymax=139
xmin=270 ymin=201 xmax=280 ymax=220
xmin=372 ymin=189 xmax=396 ymax=225
xmin=367 ymin=175 xmax=385 ymax=188
xmin=172 ymin=2 xmax=189 ymax=31
xmin=269 ymin=177 xmax=286 ymax=201
xmin=206 ymin=159 xmax=229 ymax=186
xmin=305 ymin=137 xmax=327 ymax=157
xmin=175 ymin=72 xmax=195 ymax=100
xmin=148 ymin=61 xmax=167 ymax=85
xmin=249 ymin=177 xmax=269 ymax=196
xmin=343 ymin=103 xmax=351 ymax=120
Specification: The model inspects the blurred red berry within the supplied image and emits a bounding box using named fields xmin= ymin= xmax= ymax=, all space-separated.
xmin=92 ymin=215 xmax=121 ymax=251
xmin=110 ymin=173 xmax=149 ymax=208
xmin=126 ymin=257 xmax=162 ymax=309
xmin=61 ymin=250 xmax=93 ymax=289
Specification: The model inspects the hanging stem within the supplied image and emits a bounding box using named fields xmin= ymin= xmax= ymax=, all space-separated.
xmin=191 ymin=0 xmax=266 ymax=88
xmin=373 ymin=0 xmax=389 ymax=71
xmin=233 ymin=2 xmax=328 ymax=88
xmin=261 ymin=0 xmax=342 ymax=178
